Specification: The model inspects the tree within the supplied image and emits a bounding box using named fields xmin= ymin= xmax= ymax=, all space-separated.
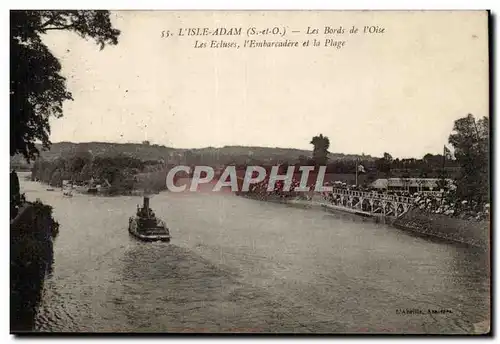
xmin=69 ymin=151 xmax=93 ymax=174
xmin=448 ymin=114 xmax=489 ymax=208
xmin=363 ymin=169 xmax=378 ymax=186
xmin=10 ymin=170 xmax=21 ymax=218
xmin=373 ymin=152 xmax=393 ymax=176
xmin=10 ymin=11 xmax=120 ymax=162
xmin=298 ymin=155 xmax=311 ymax=166
xmin=79 ymin=163 xmax=93 ymax=182
xmin=375 ymin=158 xmax=391 ymax=175
xmin=383 ymin=152 xmax=393 ymax=162
xmin=310 ymin=134 xmax=330 ymax=166
xmin=422 ymin=153 xmax=444 ymax=169
xmin=422 ymin=153 xmax=433 ymax=163
xmin=50 ymin=170 xmax=62 ymax=187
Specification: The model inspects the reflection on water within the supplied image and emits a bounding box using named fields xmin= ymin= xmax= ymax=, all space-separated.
xmin=16 ymin=174 xmax=490 ymax=333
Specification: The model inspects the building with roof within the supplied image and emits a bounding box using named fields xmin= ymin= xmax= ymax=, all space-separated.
xmin=371 ymin=178 xmax=454 ymax=193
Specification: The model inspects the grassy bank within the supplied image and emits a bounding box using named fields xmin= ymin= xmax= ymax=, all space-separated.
xmin=393 ymin=208 xmax=489 ymax=250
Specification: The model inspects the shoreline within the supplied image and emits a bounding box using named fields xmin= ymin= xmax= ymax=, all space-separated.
xmin=239 ymin=193 xmax=489 ymax=250
xmin=41 ymin=184 xmax=164 ymax=197
xmin=10 ymin=200 xmax=59 ymax=332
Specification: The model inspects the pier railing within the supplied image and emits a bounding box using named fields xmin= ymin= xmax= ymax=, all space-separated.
xmin=419 ymin=191 xmax=444 ymax=197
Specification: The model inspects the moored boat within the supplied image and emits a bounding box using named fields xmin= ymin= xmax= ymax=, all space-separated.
xmin=128 ymin=196 xmax=170 ymax=242
xmin=63 ymin=190 xmax=73 ymax=197
xmin=62 ymin=181 xmax=73 ymax=197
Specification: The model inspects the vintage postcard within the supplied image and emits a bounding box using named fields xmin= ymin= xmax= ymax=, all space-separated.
xmin=10 ymin=10 xmax=490 ymax=334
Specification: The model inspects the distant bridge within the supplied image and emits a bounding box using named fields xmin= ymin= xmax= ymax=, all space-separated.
xmin=321 ymin=188 xmax=416 ymax=218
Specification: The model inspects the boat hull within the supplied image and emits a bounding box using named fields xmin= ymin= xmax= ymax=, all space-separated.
xmin=128 ymin=217 xmax=171 ymax=242
xmin=128 ymin=231 xmax=171 ymax=242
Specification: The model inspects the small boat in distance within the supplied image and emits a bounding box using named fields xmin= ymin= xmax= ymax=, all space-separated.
xmin=63 ymin=189 xmax=73 ymax=197
xmin=62 ymin=180 xmax=73 ymax=197
xmin=128 ymin=196 xmax=170 ymax=242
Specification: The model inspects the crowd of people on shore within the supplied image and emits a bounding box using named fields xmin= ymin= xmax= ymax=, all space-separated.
xmin=411 ymin=191 xmax=490 ymax=222
xmin=243 ymin=176 xmax=489 ymax=222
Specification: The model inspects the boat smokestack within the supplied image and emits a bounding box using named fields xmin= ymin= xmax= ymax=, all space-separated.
xmin=143 ymin=196 xmax=150 ymax=209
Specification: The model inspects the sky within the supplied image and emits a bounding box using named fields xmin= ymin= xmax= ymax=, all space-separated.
xmin=42 ymin=11 xmax=489 ymax=158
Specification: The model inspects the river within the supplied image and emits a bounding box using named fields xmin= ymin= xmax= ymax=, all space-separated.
xmin=19 ymin=173 xmax=490 ymax=333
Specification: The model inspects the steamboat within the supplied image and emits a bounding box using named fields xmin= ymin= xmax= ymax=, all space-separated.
xmin=128 ymin=196 xmax=170 ymax=242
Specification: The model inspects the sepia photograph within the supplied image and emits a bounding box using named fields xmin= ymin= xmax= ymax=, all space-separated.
xmin=9 ymin=9 xmax=491 ymax=335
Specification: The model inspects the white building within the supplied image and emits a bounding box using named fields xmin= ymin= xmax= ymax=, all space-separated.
xmin=371 ymin=178 xmax=454 ymax=193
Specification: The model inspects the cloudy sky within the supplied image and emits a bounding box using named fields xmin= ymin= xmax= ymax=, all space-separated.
xmin=42 ymin=11 xmax=488 ymax=158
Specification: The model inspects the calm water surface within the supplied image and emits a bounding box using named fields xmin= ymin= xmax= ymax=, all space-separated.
xmin=20 ymin=175 xmax=490 ymax=333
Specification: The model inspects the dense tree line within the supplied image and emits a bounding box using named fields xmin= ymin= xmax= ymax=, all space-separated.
xmin=31 ymin=153 xmax=166 ymax=194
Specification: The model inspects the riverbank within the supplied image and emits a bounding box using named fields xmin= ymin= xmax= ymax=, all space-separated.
xmin=40 ymin=182 xmax=162 ymax=197
xmin=240 ymin=193 xmax=489 ymax=249
xmin=72 ymin=188 xmax=161 ymax=197
xmin=10 ymin=200 xmax=59 ymax=333
xmin=393 ymin=208 xmax=489 ymax=250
